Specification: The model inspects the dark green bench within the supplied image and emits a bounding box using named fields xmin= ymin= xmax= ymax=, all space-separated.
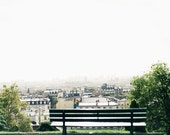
xmin=49 ymin=108 xmax=146 ymax=135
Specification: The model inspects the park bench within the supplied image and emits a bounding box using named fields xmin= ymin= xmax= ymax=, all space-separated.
xmin=49 ymin=108 xmax=146 ymax=135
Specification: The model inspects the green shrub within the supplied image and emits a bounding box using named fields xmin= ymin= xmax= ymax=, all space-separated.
xmin=38 ymin=122 xmax=58 ymax=131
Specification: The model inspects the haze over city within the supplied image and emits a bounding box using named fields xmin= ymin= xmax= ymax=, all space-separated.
xmin=0 ymin=0 xmax=170 ymax=83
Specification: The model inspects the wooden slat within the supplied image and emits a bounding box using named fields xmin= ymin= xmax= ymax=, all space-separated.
xmin=50 ymin=113 xmax=146 ymax=118
xmin=50 ymin=118 xmax=146 ymax=122
xmin=49 ymin=108 xmax=146 ymax=113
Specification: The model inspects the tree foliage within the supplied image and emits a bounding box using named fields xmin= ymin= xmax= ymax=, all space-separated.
xmin=129 ymin=63 xmax=170 ymax=132
xmin=38 ymin=121 xmax=57 ymax=131
xmin=130 ymin=100 xmax=139 ymax=108
xmin=0 ymin=104 xmax=7 ymax=131
xmin=0 ymin=84 xmax=33 ymax=132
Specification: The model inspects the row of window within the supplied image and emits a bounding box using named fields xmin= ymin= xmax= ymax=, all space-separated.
xmin=27 ymin=101 xmax=49 ymax=105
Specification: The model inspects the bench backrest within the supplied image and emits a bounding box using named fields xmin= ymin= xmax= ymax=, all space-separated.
xmin=50 ymin=108 xmax=146 ymax=123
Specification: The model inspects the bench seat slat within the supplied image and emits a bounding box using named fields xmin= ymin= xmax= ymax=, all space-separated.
xmin=50 ymin=118 xmax=146 ymax=122
xmin=51 ymin=122 xmax=146 ymax=127
xmin=50 ymin=113 xmax=146 ymax=118
xmin=50 ymin=108 xmax=146 ymax=113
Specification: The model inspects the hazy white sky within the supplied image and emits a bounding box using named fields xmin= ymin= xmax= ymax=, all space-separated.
xmin=0 ymin=0 xmax=170 ymax=82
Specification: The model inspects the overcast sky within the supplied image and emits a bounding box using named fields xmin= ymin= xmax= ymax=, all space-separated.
xmin=0 ymin=0 xmax=170 ymax=82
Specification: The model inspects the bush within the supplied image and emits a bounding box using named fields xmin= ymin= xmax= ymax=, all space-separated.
xmin=38 ymin=122 xmax=58 ymax=131
xmin=9 ymin=126 xmax=18 ymax=132
xmin=125 ymin=126 xmax=146 ymax=133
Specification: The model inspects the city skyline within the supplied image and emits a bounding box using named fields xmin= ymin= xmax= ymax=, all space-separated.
xmin=0 ymin=0 xmax=170 ymax=82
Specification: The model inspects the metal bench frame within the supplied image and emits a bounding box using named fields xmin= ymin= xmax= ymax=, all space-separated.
xmin=50 ymin=108 xmax=146 ymax=135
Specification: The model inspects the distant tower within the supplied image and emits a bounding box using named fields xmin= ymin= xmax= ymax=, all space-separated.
xmin=27 ymin=88 xmax=30 ymax=94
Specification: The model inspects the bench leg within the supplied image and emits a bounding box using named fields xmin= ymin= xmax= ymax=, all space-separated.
xmin=130 ymin=126 xmax=133 ymax=135
xmin=62 ymin=126 xmax=67 ymax=135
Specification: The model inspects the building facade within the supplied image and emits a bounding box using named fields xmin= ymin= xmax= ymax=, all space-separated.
xmin=21 ymin=98 xmax=50 ymax=125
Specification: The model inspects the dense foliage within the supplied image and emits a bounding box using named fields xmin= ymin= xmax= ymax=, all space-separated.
xmin=129 ymin=63 xmax=170 ymax=132
xmin=0 ymin=105 xmax=7 ymax=131
xmin=129 ymin=100 xmax=139 ymax=108
xmin=0 ymin=84 xmax=33 ymax=132
xmin=38 ymin=122 xmax=57 ymax=131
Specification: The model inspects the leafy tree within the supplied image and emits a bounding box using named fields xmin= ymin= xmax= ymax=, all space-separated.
xmin=0 ymin=84 xmax=33 ymax=132
xmin=0 ymin=105 xmax=7 ymax=131
xmin=129 ymin=63 xmax=170 ymax=132
xmin=17 ymin=113 xmax=33 ymax=132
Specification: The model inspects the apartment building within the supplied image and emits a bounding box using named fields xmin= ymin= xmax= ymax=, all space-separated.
xmin=21 ymin=97 xmax=50 ymax=125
